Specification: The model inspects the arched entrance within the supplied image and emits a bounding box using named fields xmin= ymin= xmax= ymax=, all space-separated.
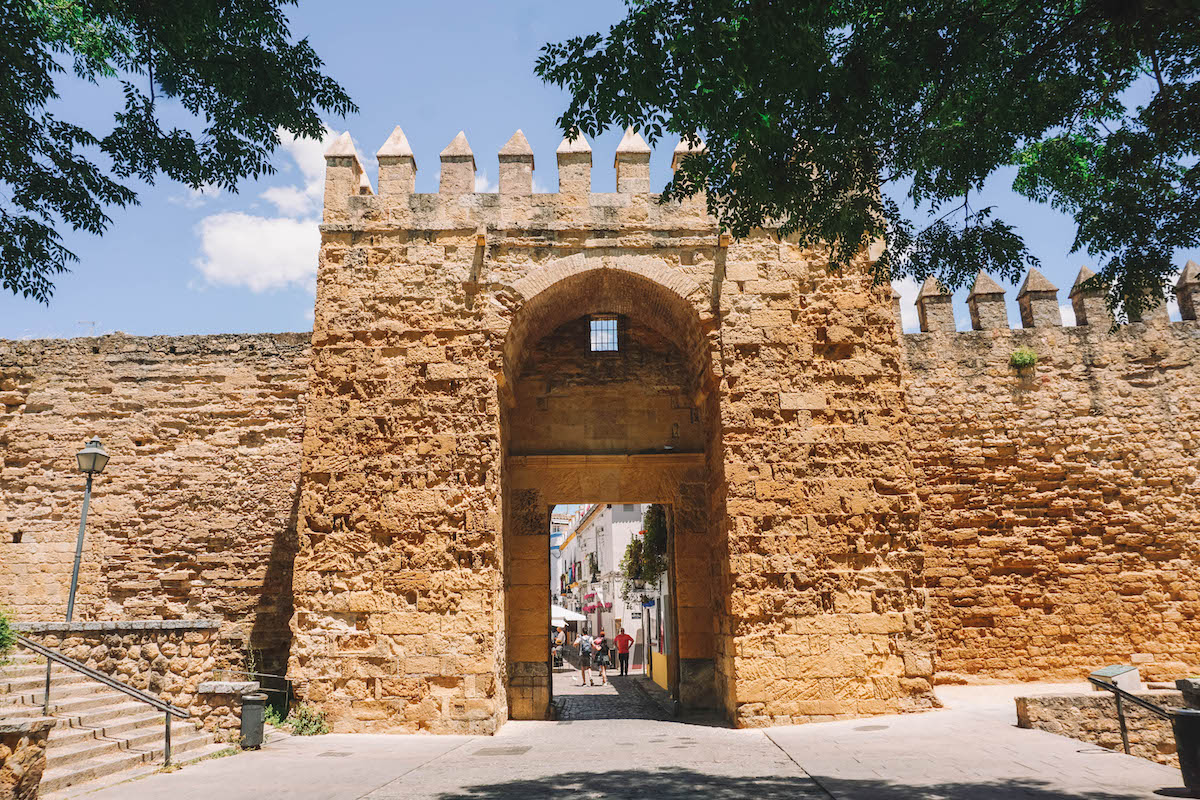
xmin=498 ymin=265 xmax=726 ymax=721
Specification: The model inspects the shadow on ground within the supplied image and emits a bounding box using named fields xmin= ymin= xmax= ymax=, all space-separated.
xmin=433 ymin=768 xmax=1189 ymax=800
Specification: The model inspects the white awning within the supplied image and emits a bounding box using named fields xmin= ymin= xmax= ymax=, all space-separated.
xmin=551 ymin=604 xmax=585 ymax=622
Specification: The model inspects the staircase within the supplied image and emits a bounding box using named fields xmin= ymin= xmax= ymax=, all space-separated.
xmin=0 ymin=651 xmax=217 ymax=796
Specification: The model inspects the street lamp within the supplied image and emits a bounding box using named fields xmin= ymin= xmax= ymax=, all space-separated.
xmin=46 ymin=437 xmax=109 ymax=713
xmin=66 ymin=437 xmax=108 ymax=622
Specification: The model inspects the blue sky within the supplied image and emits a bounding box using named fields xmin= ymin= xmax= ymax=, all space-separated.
xmin=0 ymin=1 xmax=1193 ymax=339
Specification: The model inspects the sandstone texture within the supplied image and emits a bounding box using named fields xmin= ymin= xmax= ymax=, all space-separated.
xmin=0 ymin=334 xmax=309 ymax=677
xmin=0 ymin=717 xmax=52 ymax=800
xmin=0 ymin=130 xmax=1197 ymax=736
xmin=1016 ymin=690 xmax=1183 ymax=766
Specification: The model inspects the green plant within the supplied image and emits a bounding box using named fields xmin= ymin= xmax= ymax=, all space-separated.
xmin=1010 ymin=347 xmax=1038 ymax=370
xmin=263 ymin=705 xmax=283 ymax=729
xmin=619 ymin=505 xmax=670 ymax=600
xmin=0 ymin=607 xmax=14 ymax=666
xmin=283 ymin=703 xmax=329 ymax=736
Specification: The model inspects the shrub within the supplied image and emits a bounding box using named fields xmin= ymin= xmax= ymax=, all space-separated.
xmin=283 ymin=703 xmax=329 ymax=736
xmin=1010 ymin=346 xmax=1038 ymax=370
xmin=0 ymin=608 xmax=14 ymax=665
xmin=263 ymin=705 xmax=283 ymax=728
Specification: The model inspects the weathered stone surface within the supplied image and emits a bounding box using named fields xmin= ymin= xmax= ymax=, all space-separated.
xmin=0 ymin=717 xmax=53 ymax=800
xmin=1016 ymin=690 xmax=1182 ymax=766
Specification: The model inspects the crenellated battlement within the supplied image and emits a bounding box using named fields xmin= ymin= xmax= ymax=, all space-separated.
xmin=320 ymin=126 xmax=713 ymax=228
xmin=901 ymin=261 xmax=1200 ymax=345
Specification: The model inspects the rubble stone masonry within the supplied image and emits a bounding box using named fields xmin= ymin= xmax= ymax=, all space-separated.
xmin=1 ymin=128 xmax=1198 ymax=734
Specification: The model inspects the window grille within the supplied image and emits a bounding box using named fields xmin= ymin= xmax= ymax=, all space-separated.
xmin=589 ymin=315 xmax=618 ymax=351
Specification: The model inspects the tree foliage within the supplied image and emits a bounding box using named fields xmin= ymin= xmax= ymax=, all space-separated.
xmin=1 ymin=0 xmax=354 ymax=302
xmin=537 ymin=0 xmax=1200 ymax=320
xmin=620 ymin=504 xmax=669 ymax=600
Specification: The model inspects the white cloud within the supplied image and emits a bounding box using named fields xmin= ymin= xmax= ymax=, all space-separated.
xmin=170 ymin=183 xmax=223 ymax=208
xmin=193 ymin=212 xmax=319 ymax=292
xmin=258 ymin=126 xmax=335 ymax=215
xmin=1059 ymin=303 xmax=1077 ymax=326
xmin=533 ymin=176 xmax=553 ymax=194
xmin=891 ymin=277 xmax=921 ymax=332
xmin=475 ymin=171 xmax=497 ymax=193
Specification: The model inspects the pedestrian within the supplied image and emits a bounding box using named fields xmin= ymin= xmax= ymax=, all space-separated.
xmin=593 ymin=629 xmax=608 ymax=685
xmin=577 ymin=628 xmax=593 ymax=686
xmin=615 ymin=627 xmax=634 ymax=676
xmin=553 ymin=625 xmax=566 ymax=669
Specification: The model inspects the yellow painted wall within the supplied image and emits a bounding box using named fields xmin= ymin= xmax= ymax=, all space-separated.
xmin=651 ymin=650 xmax=668 ymax=691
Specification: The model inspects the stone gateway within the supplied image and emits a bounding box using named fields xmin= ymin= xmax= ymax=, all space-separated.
xmin=2 ymin=127 xmax=1198 ymax=734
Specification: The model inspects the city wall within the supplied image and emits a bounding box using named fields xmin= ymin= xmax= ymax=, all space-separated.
xmin=0 ymin=129 xmax=1198 ymax=733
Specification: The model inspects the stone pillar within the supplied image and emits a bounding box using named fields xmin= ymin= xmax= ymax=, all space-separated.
xmin=672 ymin=480 xmax=717 ymax=710
xmin=505 ymin=488 xmax=551 ymax=721
xmin=376 ymin=126 xmax=416 ymax=196
xmin=1016 ymin=268 xmax=1061 ymax=328
xmin=498 ymin=130 xmax=534 ymax=195
xmin=1069 ymin=265 xmax=1111 ymax=329
xmin=439 ymin=131 xmax=475 ymax=194
xmin=323 ymin=131 xmax=365 ymax=222
xmin=556 ymin=134 xmax=591 ymax=195
xmin=916 ymin=277 xmax=954 ymax=333
xmin=614 ymin=128 xmax=651 ymax=193
xmin=966 ymin=271 xmax=1007 ymax=330
xmin=0 ymin=718 xmax=53 ymax=800
xmin=1177 ymin=259 xmax=1200 ymax=321
xmin=195 ymin=681 xmax=259 ymax=736
xmin=891 ymin=286 xmax=903 ymax=332
xmin=671 ymin=137 xmax=705 ymax=171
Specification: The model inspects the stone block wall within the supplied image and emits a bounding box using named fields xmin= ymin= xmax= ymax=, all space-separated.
xmin=0 ymin=334 xmax=309 ymax=675
xmin=904 ymin=319 xmax=1200 ymax=681
xmin=1016 ymin=690 xmax=1182 ymax=766
xmin=16 ymin=620 xmax=233 ymax=713
xmin=0 ymin=718 xmax=52 ymax=800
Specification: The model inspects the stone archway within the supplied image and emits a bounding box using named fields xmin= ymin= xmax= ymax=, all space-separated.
xmin=498 ymin=264 xmax=726 ymax=721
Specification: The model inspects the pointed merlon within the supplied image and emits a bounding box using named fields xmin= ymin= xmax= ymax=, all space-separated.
xmin=891 ymin=285 xmax=901 ymax=300
xmin=671 ymin=136 xmax=706 ymax=170
xmin=324 ymin=131 xmax=357 ymax=158
xmin=441 ymin=131 xmax=474 ymax=159
xmin=614 ymin=127 xmax=651 ymax=167
xmin=915 ymin=277 xmax=948 ymax=301
xmin=1177 ymin=259 xmax=1200 ymax=288
xmin=500 ymin=130 xmax=534 ymax=156
xmin=967 ymin=271 xmax=1004 ymax=299
xmin=377 ymin=126 xmax=415 ymax=159
xmin=357 ymin=171 xmax=373 ymax=194
xmin=1017 ymin=267 xmax=1058 ymax=297
xmin=499 ymin=130 xmax=534 ymax=168
xmin=556 ymin=133 xmax=592 ymax=154
xmin=1070 ymin=265 xmax=1103 ymax=296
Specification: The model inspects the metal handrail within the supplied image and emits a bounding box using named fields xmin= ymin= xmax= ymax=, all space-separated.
xmin=1086 ymin=676 xmax=1175 ymax=755
xmin=16 ymin=633 xmax=189 ymax=765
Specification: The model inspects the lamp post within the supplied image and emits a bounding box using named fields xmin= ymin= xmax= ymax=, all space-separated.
xmin=67 ymin=437 xmax=109 ymax=621
xmin=44 ymin=437 xmax=109 ymax=713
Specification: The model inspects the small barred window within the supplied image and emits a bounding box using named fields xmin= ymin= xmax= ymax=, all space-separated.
xmin=590 ymin=315 xmax=618 ymax=351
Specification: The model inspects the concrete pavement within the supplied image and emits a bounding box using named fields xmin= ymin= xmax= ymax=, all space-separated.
xmin=55 ymin=676 xmax=1190 ymax=800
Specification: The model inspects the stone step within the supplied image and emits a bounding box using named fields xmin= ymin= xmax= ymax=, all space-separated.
xmin=39 ymin=728 xmax=214 ymax=794
xmin=46 ymin=710 xmax=181 ymax=748
xmin=45 ymin=719 xmax=205 ymax=769
xmin=0 ymin=663 xmax=72 ymax=682
xmin=0 ymin=672 xmax=93 ymax=695
xmin=0 ymin=689 xmax=125 ymax=715
xmin=41 ymin=738 xmax=241 ymax=800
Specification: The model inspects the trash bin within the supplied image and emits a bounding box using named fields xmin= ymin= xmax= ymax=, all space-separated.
xmin=240 ymin=692 xmax=268 ymax=749
xmin=1173 ymin=707 xmax=1200 ymax=794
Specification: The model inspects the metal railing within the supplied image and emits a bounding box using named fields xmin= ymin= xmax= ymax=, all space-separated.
xmin=16 ymin=633 xmax=190 ymax=766
xmin=1086 ymin=675 xmax=1173 ymax=755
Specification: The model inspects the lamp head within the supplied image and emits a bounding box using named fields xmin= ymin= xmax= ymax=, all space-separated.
xmin=76 ymin=436 xmax=109 ymax=475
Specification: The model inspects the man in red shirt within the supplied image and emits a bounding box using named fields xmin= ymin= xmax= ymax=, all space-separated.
xmin=614 ymin=627 xmax=635 ymax=676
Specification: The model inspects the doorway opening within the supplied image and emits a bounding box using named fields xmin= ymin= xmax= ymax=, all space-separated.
xmin=499 ymin=266 xmax=727 ymax=724
xmin=550 ymin=502 xmax=678 ymax=720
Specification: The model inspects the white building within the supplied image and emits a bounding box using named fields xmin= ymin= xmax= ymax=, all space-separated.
xmin=555 ymin=503 xmax=653 ymax=668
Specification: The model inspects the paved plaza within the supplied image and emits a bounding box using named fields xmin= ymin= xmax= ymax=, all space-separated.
xmin=54 ymin=677 xmax=1187 ymax=800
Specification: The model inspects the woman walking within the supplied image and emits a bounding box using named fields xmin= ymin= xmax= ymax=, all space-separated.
xmin=577 ymin=629 xmax=593 ymax=686
xmin=593 ymin=629 xmax=609 ymax=685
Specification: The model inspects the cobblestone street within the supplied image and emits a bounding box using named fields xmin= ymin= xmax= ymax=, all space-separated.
xmin=552 ymin=667 xmax=671 ymax=721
